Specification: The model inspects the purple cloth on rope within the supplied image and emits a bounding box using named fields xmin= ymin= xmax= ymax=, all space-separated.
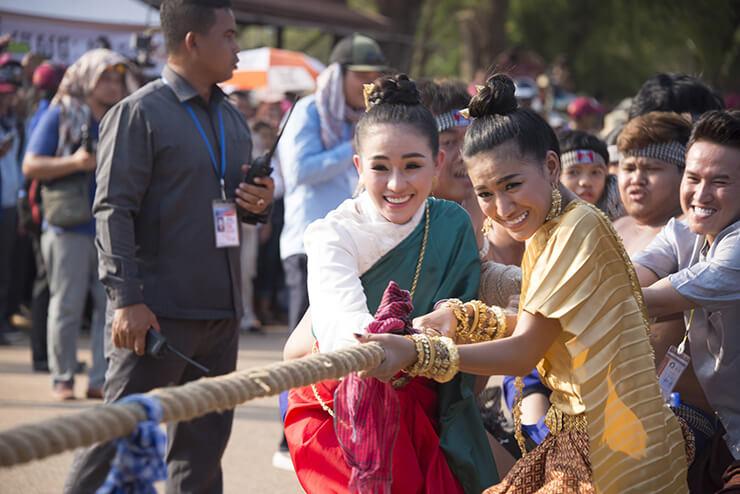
xmin=333 ymin=281 xmax=415 ymax=493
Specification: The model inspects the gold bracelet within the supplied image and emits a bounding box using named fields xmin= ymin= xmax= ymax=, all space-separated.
xmin=474 ymin=300 xmax=494 ymax=341
xmin=458 ymin=300 xmax=496 ymax=342
xmin=456 ymin=301 xmax=476 ymax=342
xmin=477 ymin=301 xmax=489 ymax=340
xmin=467 ymin=302 xmax=480 ymax=338
xmin=433 ymin=336 xmax=460 ymax=383
xmin=489 ymin=305 xmax=508 ymax=339
xmin=405 ymin=334 xmax=432 ymax=376
xmin=409 ymin=336 xmax=432 ymax=375
xmin=422 ymin=336 xmax=439 ymax=375
xmin=443 ymin=299 xmax=468 ymax=336
xmin=403 ymin=335 xmax=420 ymax=375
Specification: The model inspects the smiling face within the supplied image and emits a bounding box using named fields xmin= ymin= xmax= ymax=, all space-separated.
xmin=433 ymin=126 xmax=472 ymax=203
xmin=354 ymin=123 xmax=441 ymax=224
xmin=560 ymin=162 xmax=607 ymax=204
xmin=466 ymin=141 xmax=559 ymax=242
xmin=618 ymin=156 xmax=683 ymax=225
xmin=681 ymin=140 xmax=740 ymax=244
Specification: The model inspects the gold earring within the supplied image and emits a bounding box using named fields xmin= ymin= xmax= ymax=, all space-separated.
xmin=481 ymin=217 xmax=494 ymax=235
xmin=544 ymin=187 xmax=562 ymax=222
xmin=362 ymin=83 xmax=375 ymax=111
xmin=432 ymin=176 xmax=439 ymax=189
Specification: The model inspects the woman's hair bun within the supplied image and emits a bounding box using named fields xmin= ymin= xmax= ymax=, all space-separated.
xmin=366 ymin=73 xmax=420 ymax=109
xmin=467 ymin=73 xmax=518 ymax=118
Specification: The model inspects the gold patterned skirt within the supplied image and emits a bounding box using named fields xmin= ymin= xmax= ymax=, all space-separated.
xmin=484 ymin=407 xmax=695 ymax=494
xmin=484 ymin=408 xmax=593 ymax=494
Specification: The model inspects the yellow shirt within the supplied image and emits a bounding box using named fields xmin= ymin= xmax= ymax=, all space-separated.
xmin=520 ymin=201 xmax=687 ymax=494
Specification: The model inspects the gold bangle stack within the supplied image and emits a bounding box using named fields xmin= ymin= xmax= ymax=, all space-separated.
xmin=404 ymin=333 xmax=460 ymax=383
xmin=405 ymin=333 xmax=433 ymax=376
xmin=443 ymin=298 xmax=469 ymax=336
xmin=454 ymin=300 xmax=509 ymax=343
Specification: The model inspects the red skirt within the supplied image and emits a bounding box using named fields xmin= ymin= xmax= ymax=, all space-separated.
xmin=285 ymin=377 xmax=465 ymax=494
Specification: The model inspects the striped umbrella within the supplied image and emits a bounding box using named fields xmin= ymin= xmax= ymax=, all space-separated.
xmin=221 ymin=47 xmax=325 ymax=93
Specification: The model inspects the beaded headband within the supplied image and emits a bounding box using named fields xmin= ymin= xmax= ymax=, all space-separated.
xmin=621 ymin=141 xmax=686 ymax=169
xmin=435 ymin=109 xmax=471 ymax=132
xmin=561 ymin=149 xmax=607 ymax=169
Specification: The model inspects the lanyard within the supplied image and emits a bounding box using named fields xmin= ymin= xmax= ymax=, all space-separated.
xmin=184 ymin=103 xmax=227 ymax=199
xmin=677 ymin=309 xmax=694 ymax=355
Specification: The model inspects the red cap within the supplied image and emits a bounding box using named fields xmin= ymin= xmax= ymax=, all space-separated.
xmin=32 ymin=62 xmax=65 ymax=92
xmin=567 ymin=96 xmax=603 ymax=118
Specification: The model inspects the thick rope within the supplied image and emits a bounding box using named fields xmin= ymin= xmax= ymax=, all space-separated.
xmin=0 ymin=343 xmax=384 ymax=468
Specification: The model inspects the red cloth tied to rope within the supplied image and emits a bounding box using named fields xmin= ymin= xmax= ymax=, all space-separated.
xmin=333 ymin=281 xmax=415 ymax=494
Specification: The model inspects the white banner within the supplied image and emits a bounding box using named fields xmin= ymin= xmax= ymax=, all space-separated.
xmin=0 ymin=13 xmax=164 ymax=68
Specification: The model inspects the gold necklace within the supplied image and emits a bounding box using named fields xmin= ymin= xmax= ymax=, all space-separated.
xmin=311 ymin=202 xmax=431 ymax=418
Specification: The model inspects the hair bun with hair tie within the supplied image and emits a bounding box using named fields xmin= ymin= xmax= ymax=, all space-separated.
xmin=468 ymin=74 xmax=518 ymax=119
xmin=365 ymin=73 xmax=420 ymax=110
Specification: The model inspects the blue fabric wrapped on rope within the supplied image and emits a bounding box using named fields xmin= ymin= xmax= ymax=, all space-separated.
xmin=97 ymin=394 xmax=168 ymax=494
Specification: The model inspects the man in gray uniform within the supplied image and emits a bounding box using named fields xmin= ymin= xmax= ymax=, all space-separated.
xmin=635 ymin=110 xmax=740 ymax=492
xmin=64 ymin=1 xmax=274 ymax=492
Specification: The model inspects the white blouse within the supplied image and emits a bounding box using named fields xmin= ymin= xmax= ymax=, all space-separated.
xmin=304 ymin=192 xmax=426 ymax=352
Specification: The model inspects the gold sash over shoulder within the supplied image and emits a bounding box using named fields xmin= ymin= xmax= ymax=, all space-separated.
xmin=519 ymin=201 xmax=688 ymax=494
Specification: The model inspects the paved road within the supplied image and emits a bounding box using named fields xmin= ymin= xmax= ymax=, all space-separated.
xmin=0 ymin=328 xmax=303 ymax=493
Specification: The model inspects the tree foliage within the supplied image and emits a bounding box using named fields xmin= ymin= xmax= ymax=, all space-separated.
xmin=506 ymin=0 xmax=739 ymax=101
xmin=241 ymin=0 xmax=739 ymax=102
xmin=397 ymin=0 xmax=738 ymax=101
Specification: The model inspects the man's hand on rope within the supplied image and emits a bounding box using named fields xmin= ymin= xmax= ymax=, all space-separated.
xmin=356 ymin=333 xmax=416 ymax=382
xmin=112 ymin=304 xmax=161 ymax=355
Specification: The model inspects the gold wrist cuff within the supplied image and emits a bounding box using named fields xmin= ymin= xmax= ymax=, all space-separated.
xmin=404 ymin=333 xmax=460 ymax=383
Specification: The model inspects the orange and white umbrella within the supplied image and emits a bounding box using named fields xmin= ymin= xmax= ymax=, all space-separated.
xmin=221 ymin=47 xmax=325 ymax=93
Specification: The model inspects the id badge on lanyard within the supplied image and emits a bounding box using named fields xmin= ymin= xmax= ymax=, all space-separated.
xmin=183 ymin=102 xmax=240 ymax=248
xmin=656 ymin=309 xmax=693 ymax=401
xmin=212 ymin=199 xmax=239 ymax=248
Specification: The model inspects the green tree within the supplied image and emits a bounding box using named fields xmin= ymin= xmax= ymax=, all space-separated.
xmin=508 ymin=0 xmax=739 ymax=101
